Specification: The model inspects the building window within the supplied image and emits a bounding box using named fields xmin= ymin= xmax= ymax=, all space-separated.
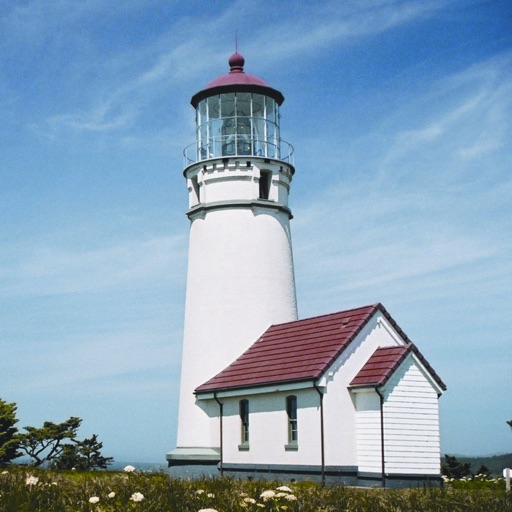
xmin=239 ymin=399 xmax=249 ymax=450
xmin=286 ymin=395 xmax=298 ymax=450
xmin=259 ymin=170 xmax=272 ymax=200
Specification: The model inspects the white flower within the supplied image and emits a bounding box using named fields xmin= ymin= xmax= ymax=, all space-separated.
xmin=108 ymin=491 xmax=116 ymax=498
xmin=195 ymin=489 xmax=205 ymax=494
xmin=1 ymin=471 xmax=8 ymax=475
xmin=124 ymin=465 xmax=136 ymax=472
xmin=276 ymin=486 xmax=293 ymax=493
xmin=207 ymin=493 xmax=215 ymax=498
xmin=89 ymin=496 xmax=100 ymax=504
xmin=244 ymin=497 xmax=256 ymax=504
xmin=130 ymin=492 xmax=144 ymax=502
xmin=198 ymin=509 xmax=219 ymax=512
xmin=284 ymin=494 xmax=297 ymax=501
xmin=25 ymin=475 xmax=39 ymax=486
xmin=260 ymin=490 xmax=276 ymax=500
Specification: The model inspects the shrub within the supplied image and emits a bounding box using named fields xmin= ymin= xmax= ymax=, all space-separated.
xmin=0 ymin=467 xmax=511 ymax=511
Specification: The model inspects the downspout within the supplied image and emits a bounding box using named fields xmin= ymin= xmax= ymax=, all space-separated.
xmin=213 ymin=393 xmax=224 ymax=477
xmin=313 ymin=382 xmax=326 ymax=486
xmin=375 ymin=387 xmax=386 ymax=488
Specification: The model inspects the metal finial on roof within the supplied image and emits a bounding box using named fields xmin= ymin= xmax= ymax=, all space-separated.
xmin=228 ymin=51 xmax=245 ymax=73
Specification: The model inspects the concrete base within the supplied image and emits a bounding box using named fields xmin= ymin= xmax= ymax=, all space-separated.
xmin=165 ymin=458 xmax=443 ymax=488
xmin=166 ymin=447 xmax=221 ymax=479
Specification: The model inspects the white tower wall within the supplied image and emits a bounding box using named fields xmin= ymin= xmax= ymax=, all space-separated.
xmin=174 ymin=157 xmax=298 ymax=456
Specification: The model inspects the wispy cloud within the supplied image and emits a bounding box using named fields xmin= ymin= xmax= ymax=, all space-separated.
xmin=376 ymin=52 xmax=512 ymax=182
xmin=0 ymin=235 xmax=187 ymax=297
xmin=3 ymin=327 xmax=181 ymax=394
xmin=293 ymin=51 xmax=512 ymax=315
xmin=250 ymin=0 xmax=452 ymax=61
xmin=29 ymin=0 xmax=454 ymax=136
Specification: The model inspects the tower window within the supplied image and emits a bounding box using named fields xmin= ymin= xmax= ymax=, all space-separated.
xmin=239 ymin=399 xmax=250 ymax=450
xmin=191 ymin=176 xmax=200 ymax=203
xmin=285 ymin=395 xmax=298 ymax=450
xmin=259 ymin=170 xmax=272 ymax=200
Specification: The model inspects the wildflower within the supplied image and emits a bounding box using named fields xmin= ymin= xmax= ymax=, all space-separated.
xmin=1 ymin=471 xmax=8 ymax=475
xmin=284 ymin=494 xmax=297 ymax=501
xmin=25 ymin=475 xmax=39 ymax=486
xmin=108 ymin=491 xmax=116 ymax=498
xmin=130 ymin=492 xmax=144 ymax=502
xmin=89 ymin=496 xmax=100 ymax=504
xmin=196 ymin=489 xmax=205 ymax=495
xmin=260 ymin=490 xmax=276 ymax=500
xmin=207 ymin=493 xmax=215 ymax=498
xmin=124 ymin=465 xmax=136 ymax=472
xmin=244 ymin=497 xmax=256 ymax=504
xmin=276 ymin=486 xmax=293 ymax=493
xmin=198 ymin=509 xmax=219 ymax=512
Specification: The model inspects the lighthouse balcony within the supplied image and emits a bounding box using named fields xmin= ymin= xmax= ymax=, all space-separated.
xmin=183 ymin=137 xmax=294 ymax=167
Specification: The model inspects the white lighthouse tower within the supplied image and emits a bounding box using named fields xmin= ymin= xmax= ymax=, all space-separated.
xmin=167 ymin=52 xmax=298 ymax=472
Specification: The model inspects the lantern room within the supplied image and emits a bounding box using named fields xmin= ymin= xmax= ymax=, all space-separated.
xmin=185 ymin=52 xmax=293 ymax=165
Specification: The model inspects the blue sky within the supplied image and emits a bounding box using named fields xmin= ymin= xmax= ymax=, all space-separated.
xmin=1 ymin=0 xmax=511 ymax=463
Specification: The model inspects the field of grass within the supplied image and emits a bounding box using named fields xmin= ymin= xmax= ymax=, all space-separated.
xmin=0 ymin=466 xmax=510 ymax=512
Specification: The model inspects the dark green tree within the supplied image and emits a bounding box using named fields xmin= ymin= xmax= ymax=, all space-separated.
xmin=51 ymin=434 xmax=113 ymax=470
xmin=441 ymin=454 xmax=472 ymax=479
xmin=18 ymin=416 xmax=82 ymax=467
xmin=50 ymin=443 xmax=80 ymax=470
xmin=476 ymin=464 xmax=491 ymax=477
xmin=0 ymin=399 xmax=21 ymax=467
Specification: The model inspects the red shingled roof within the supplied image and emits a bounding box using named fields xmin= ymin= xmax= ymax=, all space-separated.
xmin=350 ymin=345 xmax=411 ymax=388
xmin=350 ymin=343 xmax=446 ymax=391
xmin=196 ymin=303 xmax=446 ymax=394
xmin=196 ymin=303 xmax=389 ymax=393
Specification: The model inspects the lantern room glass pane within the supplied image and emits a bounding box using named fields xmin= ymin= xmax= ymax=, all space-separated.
xmin=220 ymin=93 xmax=235 ymax=118
xmin=193 ymin=92 xmax=283 ymax=161
xmin=252 ymin=94 xmax=264 ymax=116
xmin=198 ymin=100 xmax=207 ymax=125
xmin=236 ymin=93 xmax=251 ymax=117
xmin=266 ymin=98 xmax=276 ymax=124
xmin=266 ymin=121 xmax=276 ymax=158
xmin=207 ymin=96 xmax=220 ymax=119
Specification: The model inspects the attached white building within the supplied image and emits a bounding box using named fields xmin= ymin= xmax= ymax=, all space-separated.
xmin=166 ymin=52 xmax=446 ymax=487
xmin=194 ymin=303 xmax=446 ymax=487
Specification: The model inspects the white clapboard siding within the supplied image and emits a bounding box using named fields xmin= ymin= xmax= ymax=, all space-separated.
xmin=354 ymin=392 xmax=382 ymax=473
xmin=382 ymin=358 xmax=441 ymax=474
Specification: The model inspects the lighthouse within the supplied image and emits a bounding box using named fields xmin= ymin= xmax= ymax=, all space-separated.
xmin=167 ymin=52 xmax=298 ymax=471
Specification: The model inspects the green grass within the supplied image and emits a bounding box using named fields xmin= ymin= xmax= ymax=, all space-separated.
xmin=0 ymin=467 xmax=510 ymax=512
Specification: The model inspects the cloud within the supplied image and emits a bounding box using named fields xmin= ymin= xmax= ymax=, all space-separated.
xmin=2 ymin=326 xmax=182 ymax=395
xmin=0 ymin=0 xmax=151 ymax=50
xmin=250 ymin=0 xmax=451 ymax=61
xmin=0 ymin=234 xmax=187 ymax=297
xmin=294 ymin=188 xmax=496 ymax=301
xmin=29 ymin=0 xmax=454 ymax=136
xmin=292 ymin=51 xmax=512 ymax=315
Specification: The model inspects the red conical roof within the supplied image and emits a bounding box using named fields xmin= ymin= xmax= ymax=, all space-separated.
xmin=191 ymin=52 xmax=284 ymax=107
